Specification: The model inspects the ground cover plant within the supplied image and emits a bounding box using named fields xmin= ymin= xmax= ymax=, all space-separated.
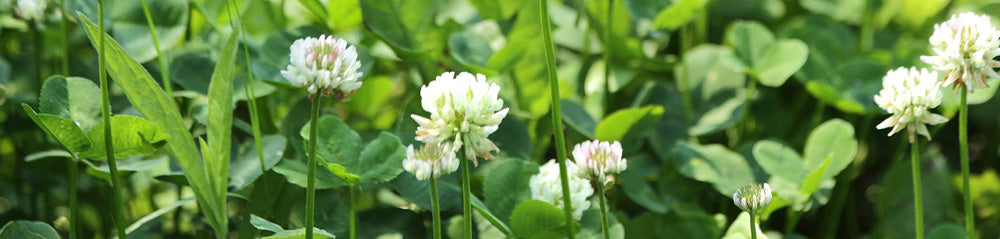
xmin=2 ymin=0 xmax=1000 ymax=238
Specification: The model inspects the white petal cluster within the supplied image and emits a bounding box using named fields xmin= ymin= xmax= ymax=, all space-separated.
xmin=411 ymin=72 xmax=509 ymax=164
xmin=572 ymin=140 xmax=627 ymax=185
xmin=402 ymin=143 xmax=460 ymax=181
xmin=920 ymin=12 xmax=1000 ymax=91
xmin=281 ymin=35 xmax=364 ymax=100
xmin=874 ymin=67 xmax=949 ymax=142
xmin=733 ymin=183 xmax=772 ymax=215
xmin=16 ymin=0 xmax=45 ymax=22
xmin=530 ymin=160 xmax=593 ymax=220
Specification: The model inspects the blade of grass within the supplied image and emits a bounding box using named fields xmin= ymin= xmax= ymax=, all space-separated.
xmin=139 ymin=0 xmax=173 ymax=98
xmin=226 ymin=0 xmax=266 ymax=173
xmin=537 ymin=0 xmax=576 ymax=238
xmin=96 ymin=0 xmax=129 ymax=237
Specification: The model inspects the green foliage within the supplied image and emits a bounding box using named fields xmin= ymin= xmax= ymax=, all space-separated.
xmin=251 ymin=215 xmax=336 ymax=239
xmin=38 ymin=76 xmax=100 ymax=131
xmin=0 ymin=221 xmax=60 ymax=239
xmin=672 ymin=142 xmax=755 ymax=195
xmin=300 ymin=116 xmax=406 ymax=185
xmin=78 ymin=115 xmax=168 ymax=160
xmin=8 ymin=0 xmax=1000 ymax=238
xmin=510 ymin=200 xmax=577 ymax=239
xmin=484 ymin=159 xmax=539 ymax=224
xmin=721 ymin=212 xmax=768 ymax=239
xmin=754 ymin=119 xmax=858 ymax=213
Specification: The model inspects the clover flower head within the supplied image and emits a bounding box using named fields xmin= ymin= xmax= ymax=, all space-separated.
xmin=873 ymin=67 xmax=949 ymax=143
xmin=281 ymin=35 xmax=364 ymax=100
xmin=530 ymin=160 xmax=593 ymax=220
xmin=402 ymin=143 xmax=460 ymax=181
xmin=920 ymin=12 xmax=1000 ymax=91
xmin=16 ymin=0 xmax=46 ymax=22
xmin=733 ymin=183 xmax=772 ymax=215
xmin=411 ymin=72 xmax=509 ymax=165
xmin=572 ymin=140 xmax=627 ymax=185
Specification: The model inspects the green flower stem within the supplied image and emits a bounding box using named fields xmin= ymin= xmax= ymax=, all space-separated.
xmin=349 ymin=185 xmax=357 ymax=239
xmin=960 ymin=90 xmax=974 ymax=238
xmin=538 ymin=0 xmax=577 ymax=238
xmin=784 ymin=209 xmax=801 ymax=235
xmin=430 ymin=177 xmax=443 ymax=239
xmin=305 ymin=95 xmax=322 ymax=239
xmin=460 ymin=156 xmax=473 ymax=239
xmin=750 ymin=213 xmax=758 ymax=239
xmin=596 ymin=183 xmax=611 ymax=239
xmin=67 ymin=156 xmax=78 ymax=239
xmin=98 ymin=0 xmax=129 ymax=238
xmin=139 ymin=0 xmax=173 ymax=97
xmin=911 ymin=139 xmax=924 ymax=239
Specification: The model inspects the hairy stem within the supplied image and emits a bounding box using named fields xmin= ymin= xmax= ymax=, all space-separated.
xmin=538 ymin=0 xmax=577 ymax=237
xmin=349 ymin=185 xmax=357 ymax=239
xmin=911 ymin=139 xmax=924 ymax=239
xmin=430 ymin=177 xmax=442 ymax=239
xmin=305 ymin=95 xmax=321 ymax=239
xmin=960 ymin=90 xmax=974 ymax=238
xmin=596 ymin=183 xmax=610 ymax=239
xmin=461 ymin=156 xmax=473 ymax=239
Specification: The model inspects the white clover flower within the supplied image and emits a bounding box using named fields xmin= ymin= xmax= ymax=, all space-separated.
xmin=920 ymin=12 xmax=1000 ymax=91
xmin=16 ymin=0 xmax=46 ymax=22
xmin=402 ymin=143 xmax=460 ymax=181
xmin=411 ymin=72 xmax=509 ymax=165
xmin=281 ymin=35 xmax=364 ymax=100
xmin=873 ymin=67 xmax=949 ymax=143
xmin=733 ymin=183 xmax=772 ymax=215
xmin=572 ymin=140 xmax=627 ymax=185
xmin=530 ymin=160 xmax=593 ymax=220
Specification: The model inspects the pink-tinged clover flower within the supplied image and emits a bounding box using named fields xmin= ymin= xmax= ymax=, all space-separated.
xmin=572 ymin=140 xmax=627 ymax=186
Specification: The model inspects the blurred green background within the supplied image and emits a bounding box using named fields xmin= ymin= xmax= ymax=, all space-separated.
xmin=1 ymin=0 xmax=1000 ymax=238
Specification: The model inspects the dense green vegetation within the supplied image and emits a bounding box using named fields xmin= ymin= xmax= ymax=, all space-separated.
xmin=1 ymin=0 xmax=1000 ymax=238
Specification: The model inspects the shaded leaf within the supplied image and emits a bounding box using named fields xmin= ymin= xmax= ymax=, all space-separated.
xmin=38 ymin=76 xmax=100 ymax=131
xmin=79 ymin=116 xmax=169 ymax=160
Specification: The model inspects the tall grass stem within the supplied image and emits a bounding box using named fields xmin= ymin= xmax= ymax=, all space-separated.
xmin=139 ymin=0 xmax=173 ymax=97
xmin=98 ymin=0 xmax=129 ymax=237
xmin=538 ymin=0 xmax=577 ymax=238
